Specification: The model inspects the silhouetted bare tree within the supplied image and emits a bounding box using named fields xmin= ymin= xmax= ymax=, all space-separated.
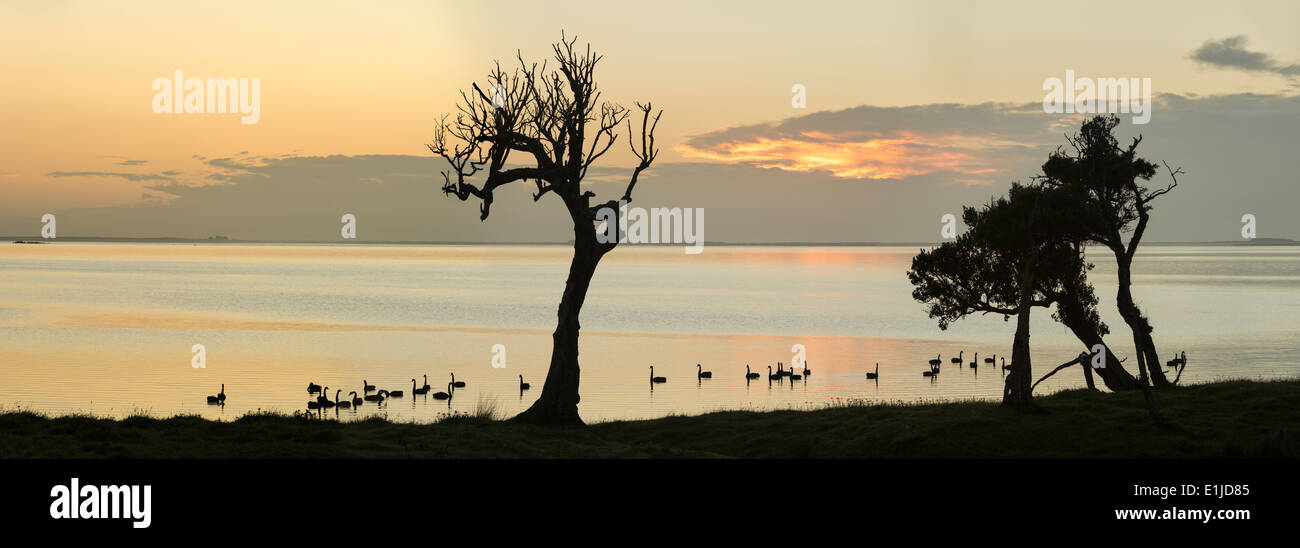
xmin=428 ymin=35 xmax=661 ymax=425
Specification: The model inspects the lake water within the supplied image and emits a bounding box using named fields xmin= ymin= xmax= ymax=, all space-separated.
xmin=0 ymin=243 xmax=1296 ymax=422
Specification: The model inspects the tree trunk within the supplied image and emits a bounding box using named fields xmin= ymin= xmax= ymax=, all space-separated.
xmin=1114 ymin=258 xmax=1169 ymax=387
xmin=1003 ymin=264 xmax=1036 ymax=409
xmin=1140 ymin=382 xmax=1167 ymax=426
xmin=1054 ymin=290 xmax=1140 ymax=391
xmin=513 ymin=233 xmax=602 ymax=426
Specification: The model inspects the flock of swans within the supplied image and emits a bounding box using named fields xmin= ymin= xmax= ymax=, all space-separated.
xmin=202 ymin=372 xmax=534 ymax=410
xmin=201 ymin=348 xmax=1046 ymax=411
xmin=921 ymin=350 xmax=1008 ymax=378
xmin=650 ymin=362 xmax=812 ymax=385
xmin=648 ymin=350 xmax=1014 ymax=388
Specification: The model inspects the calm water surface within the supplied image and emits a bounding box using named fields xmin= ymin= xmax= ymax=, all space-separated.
xmin=0 ymin=243 xmax=1296 ymax=422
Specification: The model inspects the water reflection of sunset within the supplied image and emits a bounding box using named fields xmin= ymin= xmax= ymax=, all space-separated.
xmin=1 ymin=244 xmax=1296 ymax=423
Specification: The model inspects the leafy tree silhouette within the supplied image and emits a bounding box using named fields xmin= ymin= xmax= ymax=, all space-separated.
xmin=909 ymin=225 xmax=1140 ymax=393
xmin=909 ymin=183 xmax=1087 ymax=408
xmin=1038 ymin=115 xmax=1181 ymax=388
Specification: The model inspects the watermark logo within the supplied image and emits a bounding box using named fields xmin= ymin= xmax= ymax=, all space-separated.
xmin=50 ymin=478 xmax=151 ymax=529
xmin=791 ymin=84 xmax=806 ymax=109
xmin=341 ymin=213 xmax=357 ymax=239
xmin=491 ymin=343 xmax=506 ymax=368
xmin=152 ymin=70 xmax=260 ymax=124
xmin=491 ymin=84 xmax=508 ymax=109
xmin=1043 ymin=70 xmax=1151 ymax=124
xmin=1090 ymin=344 xmax=1106 ymax=369
xmin=191 ymin=344 xmax=206 ymax=368
xmin=1241 ymin=213 xmax=1256 ymax=239
xmin=41 ymin=213 xmax=56 ymax=239
xmin=791 ymin=343 xmax=807 ymax=371
xmin=940 ymin=213 xmax=957 ymax=239
xmin=595 ymin=200 xmax=704 ymax=254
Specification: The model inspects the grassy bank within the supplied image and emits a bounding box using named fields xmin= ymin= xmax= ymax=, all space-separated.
xmin=2 ymin=379 xmax=1296 ymax=458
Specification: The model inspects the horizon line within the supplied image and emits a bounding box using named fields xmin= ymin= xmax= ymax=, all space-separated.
xmin=7 ymin=236 xmax=1299 ymax=247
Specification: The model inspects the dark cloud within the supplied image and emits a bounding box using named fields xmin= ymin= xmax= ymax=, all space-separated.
xmin=1189 ymin=36 xmax=1300 ymax=78
xmin=7 ymin=94 xmax=1298 ymax=243
xmin=20 ymin=155 xmax=575 ymax=242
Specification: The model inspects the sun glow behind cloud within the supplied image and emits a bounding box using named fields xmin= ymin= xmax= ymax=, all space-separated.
xmin=676 ymin=125 xmax=1040 ymax=183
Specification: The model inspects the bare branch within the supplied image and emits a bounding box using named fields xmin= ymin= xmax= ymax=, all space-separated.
xmin=621 ymin=102 xmax=662 ymax=202
xmin=1147 ymin=160 xmax=1183 ymax=203
xmin=430 ymin=34 xmax=662 ymax=233
xmin=532 ymin=178 xmax=554 ymax=202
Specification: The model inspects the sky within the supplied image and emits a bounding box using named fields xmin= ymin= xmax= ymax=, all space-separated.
xmin=1 ymin=0 xmax=1297 ymax=242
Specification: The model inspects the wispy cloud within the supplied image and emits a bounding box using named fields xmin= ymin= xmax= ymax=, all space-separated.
xmin=95 ymin=155 xmax=149 ymax=166
xmin=47 ymin=171 xmax=178 ymax=182
xmin=1189 ymin=36 xmax=1300 ymax=79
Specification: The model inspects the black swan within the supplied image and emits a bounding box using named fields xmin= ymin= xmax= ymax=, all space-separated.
xmin=206 ymin=384 xmax=225 ymax=404
xmin=697 ymin=364 xmax=712 ymax=379
xmin=650 ymin=366 xmax=666 ymax=383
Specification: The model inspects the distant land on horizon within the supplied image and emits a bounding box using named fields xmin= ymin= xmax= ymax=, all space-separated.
xmin=7 ymin=236 xmax=1299 ymax=247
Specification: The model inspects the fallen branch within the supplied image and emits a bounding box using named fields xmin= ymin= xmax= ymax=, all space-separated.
xmin=1031 ymin=352 xmax=1091 ymax=393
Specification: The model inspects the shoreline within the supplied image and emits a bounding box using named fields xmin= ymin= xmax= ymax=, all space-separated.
xmin=4 ymin=378 xmax=1295 ymax=458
